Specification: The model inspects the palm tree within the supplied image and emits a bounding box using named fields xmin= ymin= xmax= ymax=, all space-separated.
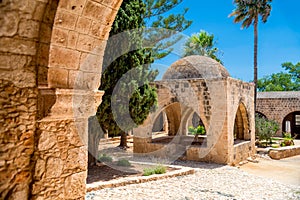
xmin=183 ymin=30 xmax=222 ymax=64
xmin=229 ymin=0 xmax=272 ymax=107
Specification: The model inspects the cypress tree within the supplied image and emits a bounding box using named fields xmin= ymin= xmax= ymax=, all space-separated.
xmin=96 ymin=0 xmax=158 ymax=148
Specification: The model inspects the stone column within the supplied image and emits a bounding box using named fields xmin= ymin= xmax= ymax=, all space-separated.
xmin=32 ymin=89 xmax=103 ymax=200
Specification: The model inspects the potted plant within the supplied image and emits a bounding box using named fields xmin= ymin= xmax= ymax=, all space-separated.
xmin=280 ymin=132 xmax=295 ymax=147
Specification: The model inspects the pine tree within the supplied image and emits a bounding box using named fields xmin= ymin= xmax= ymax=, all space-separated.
xmin=143 ymin=0 xmax=192 ymax=59
xmin=96 ymin=0 xmax=158 ymax=149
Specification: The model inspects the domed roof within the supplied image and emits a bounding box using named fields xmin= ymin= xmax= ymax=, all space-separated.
xmin=162 ymin=55 xmax=230 ymax=80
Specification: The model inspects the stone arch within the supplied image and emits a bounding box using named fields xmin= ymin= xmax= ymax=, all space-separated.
xmin=255 ymin=111 xmax=267 ymax=119
xmin=282 ymin=111 xmax=300 ymax=139
xmin=234 ymin=102 xmax=250 ymax=141
xmin=34 ymin=1 xmax=123 ymax=200
xmin=0 ymin=0 xmax=123 ymax=199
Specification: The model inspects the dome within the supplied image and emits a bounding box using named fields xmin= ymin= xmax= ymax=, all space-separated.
xmin=162 ymin=55 xmax=230 ymax=80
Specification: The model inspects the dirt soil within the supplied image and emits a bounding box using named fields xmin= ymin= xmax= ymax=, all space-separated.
xmin=87 ymin=162 xmax=176 ymax=184
xmin=240 ymin=155 xmax=300 ymax=186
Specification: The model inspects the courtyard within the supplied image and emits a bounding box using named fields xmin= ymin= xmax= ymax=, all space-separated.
xmin=85 ymin=137 xmax=300 ymax=200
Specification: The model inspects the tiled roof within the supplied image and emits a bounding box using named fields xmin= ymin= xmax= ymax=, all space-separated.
xmin=257 ymin=91 xmax=300 ymax=99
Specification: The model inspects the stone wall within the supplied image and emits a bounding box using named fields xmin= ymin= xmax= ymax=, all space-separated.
xmin=0 ymin=0 xmax=122 ymax=199
xmin=256 ymin=92 xmax=300 ymax=136
xmin=0 ymin=80 xmax=37 ymax=200
xmin=226 ymin=78 xmax=255 ymax=165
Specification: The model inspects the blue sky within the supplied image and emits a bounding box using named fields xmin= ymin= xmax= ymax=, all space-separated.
xmin=152 ymin=0 xmax=300 ymax=81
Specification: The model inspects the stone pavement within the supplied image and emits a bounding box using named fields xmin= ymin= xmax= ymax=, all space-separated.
xmin=86 ymin=160 xmax=300 ymax=200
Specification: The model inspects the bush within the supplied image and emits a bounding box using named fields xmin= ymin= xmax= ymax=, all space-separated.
xmin=154 ymin=165 xmax=166 ymax=174
xmin=117 ymin=158 xmax=131 ymax=167
xmin=188 ymin=125 xmax=206 ymax=135
xmin=143 ymin=168 xmax=155 ymax=176
xmin=255 ymin=114 xmax=279 ymax=146
xmin=143 ymin=165 xmax=166 ymax=176
xmin=98 ymin=154 xmax=113 ymax=163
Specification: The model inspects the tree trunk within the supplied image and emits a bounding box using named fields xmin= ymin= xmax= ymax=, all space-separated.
xmin=88 ymin=116 xmax=103 ymax=166
xmin=119 ymin=131 xmax=128 ymax=149
xmin=254 ymin=17 xmax=258 ymax=109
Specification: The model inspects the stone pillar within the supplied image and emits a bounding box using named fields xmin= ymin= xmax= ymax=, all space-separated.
xmin=32 ymin=89 xmax=103 ymax=200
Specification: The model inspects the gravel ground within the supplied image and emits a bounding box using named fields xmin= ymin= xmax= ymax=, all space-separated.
xmin=86 ymin=160 xmax=300 ymax=200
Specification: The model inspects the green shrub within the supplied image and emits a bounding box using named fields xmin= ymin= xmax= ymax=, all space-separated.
xmin=143 ymin=165 xmax=166 ymax=176
xmin=98 ymin=154 xmax=113 ymax=163
xmin=255 ymin=114 xmax=279 ymax=146
xmin=154 ymin=165 xmax=166 ymax=174
xmin=117 ymin=159 xmax=131 ymax=167
xmin=143 ymin=168 xmax=155 ymax=176
xmin=188 ymin=125 xmax=206 ymax=135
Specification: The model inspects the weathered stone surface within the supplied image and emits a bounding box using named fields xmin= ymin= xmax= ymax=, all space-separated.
xmin=0 ymin=0 xmax=121 ymax=199
xmin=54 ymin=10 xmax=78 ymax=30
xmin=38 ymin=131 xmax=56 ymax=151
xmin=49 ymin=46 xmax=80 ymax=70
xmin=0 ymin=38 xmax=36 ymax=55
xmin=64 ymin=172 xmax=86 ymax=199
xmin=0 ymin=80 xmax=37 ymax=200
xmin=18 ymin=19 xmax=40 ymax=38
xmin=46 ymin=157 xmax=63 ymax=178
xmin=48 ymin=67 xmax=68 ymax=88
xmin=0 ymin=11 xmax=19 ymax=37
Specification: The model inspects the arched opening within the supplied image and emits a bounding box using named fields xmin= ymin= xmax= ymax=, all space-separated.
xmin=152 ymin=111 xmax=168 ymax=132
xmin=151 ymin=102 xmax=181 ymax=144
xmin=234 ymin=103 xmax=250 ymax=144
xmin=186 ymin=112 xmax=207 ymax=146
xmin=282 ymin=111 xmax=300 ymax=139
xmin=255 ymin=111 xmax=267 ymax=119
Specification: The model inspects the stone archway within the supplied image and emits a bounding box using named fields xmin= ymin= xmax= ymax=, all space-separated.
xmin=282 ymin=111 xmax=300 ymax=139
xmin=0 ymin=0 xmax=123 ymax=199
xmin=234 ymin=103 xmax=250 ymax=142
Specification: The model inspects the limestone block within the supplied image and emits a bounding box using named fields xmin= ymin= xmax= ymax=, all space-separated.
xmin=64 ymin=172 xmax=86 ymax=199
xmin=83 ymin=72 xmax=100 ymax=90
xmin=89 ymin=21 xmax=110 ymax=39
xmin=0 ymin=70 xmax=36 ymax=88
xmin=0 ymin=38 xmax=36 ymax=55
xmin=79 ymin=52 xmax=102 ymax=73
xmin=46 ymin=157 xmax=63 ymax=178
xmin=65 ymin=147 xmax=87 ymax=171
xmin=54 ymin=10 xmax=78 ymax=30
xmin=76 ymin=34 xmax=95 ymax=53
xmin=83 ymin=1 xmax=108 ymax=21
xmin=51 ymin=27 xmax=68 ymax=47
xmin=67 ymin=31 xmax=79 ymax=49
xmin=96 ymin=0 xmax=123 ymax=10
xmin=59 ymin=0 xmax=86 ymax=14
xmin=68 ymin=70 xmax=84 ymax=89
xmin=67 ymin=120 xmax=88 ymax=146
xmin=0 ymin=11 xmax=19 ymax=37
xmin=38 ymin=131 xmax=56 ymax=151
xmin=49 ymin=46 xmax=80 ymax=70
xmin=18 ymin=19 xmax=40 ymax=38
xmin=76 ymin=17 xmax=92 ymax=34
xmin=48 ymin=68 xmax=68 ymax=88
